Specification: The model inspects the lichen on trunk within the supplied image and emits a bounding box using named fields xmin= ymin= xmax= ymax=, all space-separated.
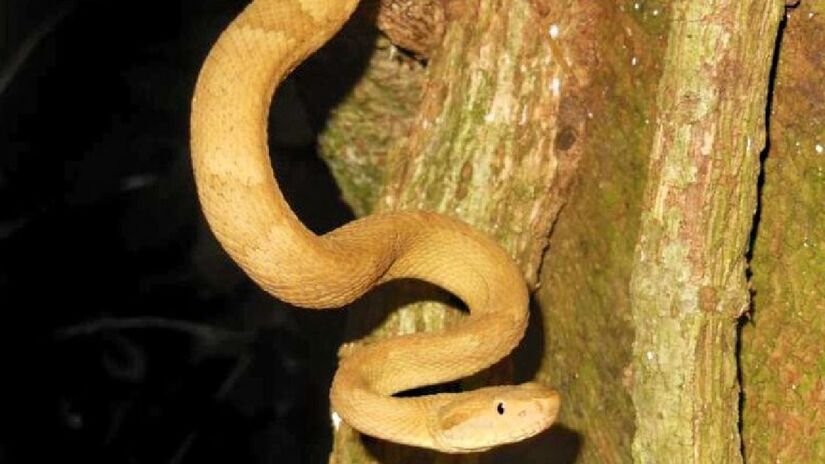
xmin=324 ymin=0 xmax=586 ymax=461
xmin=741 ymin=2 xmax=825 ymax=461
xmin=628 ymin=1 xmax=782 ymax=462
xmin=536 ymin=1 xmax=669 ymax=461
xmin=313 ymin=1 xmax=807 ymax=463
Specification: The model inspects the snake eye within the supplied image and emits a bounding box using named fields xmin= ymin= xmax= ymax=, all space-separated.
xmin=496 ymin=402 xmax=505 ymax=415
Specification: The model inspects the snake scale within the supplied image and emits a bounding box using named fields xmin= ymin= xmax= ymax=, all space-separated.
xmin=190 ymin=0 xmax=559 ymax=453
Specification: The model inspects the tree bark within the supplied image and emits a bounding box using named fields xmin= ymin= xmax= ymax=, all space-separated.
xmin=312 ymin=1 xmax=802 ymax=463
xmin=536 ymin=2 xmax=668 ymax=462
xmin=315 ymin=32 xmax=426 ymax=218
xmin=742 ymin=2 xmax=825 ymax=462
xmin=325 ymin=0 xmax=587 ymax=461
xmin=628 ymin=1 xmax=782 ymax=463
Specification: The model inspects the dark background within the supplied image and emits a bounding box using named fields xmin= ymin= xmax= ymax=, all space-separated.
xmin=0 ymin=1 xmax=376 ymax=462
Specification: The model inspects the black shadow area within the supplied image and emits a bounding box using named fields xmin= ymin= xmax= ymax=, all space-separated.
xmin=0 ymin=1 xmax=377 ymax=463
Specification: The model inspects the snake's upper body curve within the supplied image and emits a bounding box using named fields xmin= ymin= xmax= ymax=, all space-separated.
xmin=190 ymin=0 xmax=559 ymax=453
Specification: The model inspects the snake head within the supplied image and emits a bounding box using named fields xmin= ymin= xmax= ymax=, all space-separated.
xmin=431 ymin=382 xmax=560 ymax=453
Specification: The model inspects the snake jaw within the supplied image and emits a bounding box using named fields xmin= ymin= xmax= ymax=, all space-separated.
xmin=429 ymin=383 xmax=560 ymax=453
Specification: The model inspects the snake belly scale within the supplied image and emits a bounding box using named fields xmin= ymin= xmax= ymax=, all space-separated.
xmin=190 ymin=0 xmax=559 ymax=453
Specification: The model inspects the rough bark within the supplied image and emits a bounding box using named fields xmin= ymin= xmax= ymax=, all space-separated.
xmin=313 ymin=1 xmax=809 ymax=463
xmin=741 ymin=2 xmax=825 ymax=462
xmin=324 ymin=0 xmax=590 ymax=461
xmin=316 ymin=33 xmax=426 ymax=217
xmin=375 ymin=0 xmax=446 ymax=57
xmin=628 ymin=1 xmax=782 ymax=463
xmin=536 ymin=2 xmax=668 ymax=462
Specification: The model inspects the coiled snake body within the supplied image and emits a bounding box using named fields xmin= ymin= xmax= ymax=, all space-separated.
xmin=190 ymin=0 xmax=559 ymax=453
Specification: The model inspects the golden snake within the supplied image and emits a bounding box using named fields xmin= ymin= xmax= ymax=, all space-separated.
xmin=190 ymin=0 xmax=559 ymax=453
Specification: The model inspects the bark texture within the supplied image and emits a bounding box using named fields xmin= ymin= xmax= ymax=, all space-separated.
xmin=325 ymin=0 xmax=590 ymax=461
xmin=375 ymin=0 xmax=446 ymax=57
xmin=376 ymin=0 xmax=583 ymax=288
xmin=317 ymin=34 xmax=426 ymax=217
xmin=741 ymin=2 xmax=825 ymax=462
xmin=628 ymin=1 xmax=782 ymax=463
xmin=311 ymin=1 xmax=814 ymax=463
xmin=536 ymin=2 xmax=668 ymax=462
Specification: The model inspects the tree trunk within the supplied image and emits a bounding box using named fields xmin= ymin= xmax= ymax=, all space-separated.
xmin=536 ymin=2 xmax=668 ymax=461
xmin=325 ymin=0 xmax=586 ymax=461
xmin=627 ymin=1 xmax=782 ymax=462
xmin=741 ymin=2 xmax=825 ymax=462
xmin=311 ymin=1 xmax=804 ymax=463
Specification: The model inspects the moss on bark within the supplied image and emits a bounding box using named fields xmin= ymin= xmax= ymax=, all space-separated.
xmin=742 ymin=2 xmax=825 ymax=462
xmin=326 ymin=0 xmax=586 ymax=461
xmin=317 ymin=34 xmax=426 ymax=217
xmin=312 ymin=1 xmax=825 ymax=463
xmin=628 ymin=1 xmax=782 ymax=462
xmin=537 ymin=1 xmax=669 ymax=461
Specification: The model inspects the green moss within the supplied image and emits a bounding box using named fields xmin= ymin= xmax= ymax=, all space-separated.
xmin=536 ymin=3 xmax=661 ymax=460
xmin=742 ymin=22 xmax=825 ymax=455
xmin=318 ymin=36 xmax=426 ymax=216
xmin=731 ymin=3 xmax=825 ymax=463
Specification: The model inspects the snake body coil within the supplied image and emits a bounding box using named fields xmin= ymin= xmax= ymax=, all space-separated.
xmin=190 ymin=0 xmax=559 ymax=453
